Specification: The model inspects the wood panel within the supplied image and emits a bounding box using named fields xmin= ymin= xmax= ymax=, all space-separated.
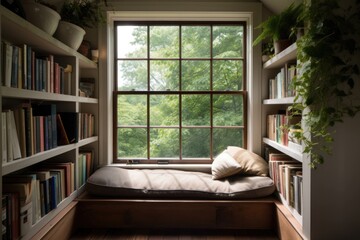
xmin=275 ymin=201 xmax=305 ymax=240
xmin=76 ymin=198 xmax=277 ymax=230
xmin=31 ymin=201 xmax=78 ymax=240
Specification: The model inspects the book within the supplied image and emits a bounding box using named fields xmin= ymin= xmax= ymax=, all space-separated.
xmin=1 ymin=112 xmax=7 ymax=164
xmin=32 ymin=104 xmax=57 ymax=149
xmin=3 ymin=41 xmax=13 ymax=87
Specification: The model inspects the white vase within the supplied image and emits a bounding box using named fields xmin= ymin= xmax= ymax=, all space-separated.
xmin=22 ymin=2 xmax=61 ymax=36
xmin=54 ymin=21 xmax=86 ymax=50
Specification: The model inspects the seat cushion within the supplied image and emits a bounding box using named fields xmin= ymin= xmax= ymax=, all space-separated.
xmin=86 ymin=167 xmax=275 ymax=199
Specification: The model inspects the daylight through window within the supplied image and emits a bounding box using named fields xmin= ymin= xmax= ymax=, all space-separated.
xmin=114 ymin=22 xmax=247 ymax=163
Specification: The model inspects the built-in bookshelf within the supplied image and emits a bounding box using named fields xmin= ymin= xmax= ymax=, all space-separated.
xmin=0 ymin=5 xmax=98 ymax=240
xmin=262 ymin=42 xmax=304 ymax=225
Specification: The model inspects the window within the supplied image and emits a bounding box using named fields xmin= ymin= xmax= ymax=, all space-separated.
xmin=114 ymin=22 xmax=247 ymax=164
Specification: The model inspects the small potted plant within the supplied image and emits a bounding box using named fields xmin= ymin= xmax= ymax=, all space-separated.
xmin=253 ymin=3 xmax=303 ymax=54
xmin=54 ymin=0 xmax=106 ymax=50
xmin=261 ymin=42 xmax=274 ymax=62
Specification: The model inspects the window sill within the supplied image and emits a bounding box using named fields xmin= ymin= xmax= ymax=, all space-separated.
xmin=107 ymin=163 xmax=212 ymax=173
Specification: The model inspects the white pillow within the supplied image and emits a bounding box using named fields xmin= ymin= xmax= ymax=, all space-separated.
xmin=227 ymin=146 xmax=269 ymax=177
xmin=212 ymin=150 xmax=242 ymax=180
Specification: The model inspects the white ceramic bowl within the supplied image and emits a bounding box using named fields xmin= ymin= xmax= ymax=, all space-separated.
xmin=22 ymin=2 xmax=61 ymax=36
xmin=54 ymin=21 xmax=86 ymax=50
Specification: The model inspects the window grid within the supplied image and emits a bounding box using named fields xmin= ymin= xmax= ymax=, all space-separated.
xmin=114 ymin=22 xmax=247 ymax=163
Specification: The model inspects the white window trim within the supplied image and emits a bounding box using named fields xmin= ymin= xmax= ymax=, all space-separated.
xmin=98 ymin=7 xmax=262 ymax=167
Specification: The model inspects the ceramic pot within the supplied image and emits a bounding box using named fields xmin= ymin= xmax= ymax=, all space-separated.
xmin=54 ymin=21 xmax=86 ymax=50
xmin=22 ymin=2 xmax=61 ymax=35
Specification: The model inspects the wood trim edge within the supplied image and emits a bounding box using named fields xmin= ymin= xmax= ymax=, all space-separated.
xmin=30 ymin=201 xmax=78 ymax=240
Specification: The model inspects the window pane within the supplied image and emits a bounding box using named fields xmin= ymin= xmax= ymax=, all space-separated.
xmin=213 ymin=60 xmax=243 ymax=91
xmin=181 ymin=60 xmax=210 ymax=91
xmin=150 ymin=26 xmax=179 ymax=58
xmin=213 ymin=26 xmax=243 ymax=58
xmin=118 ymin=60 xmax=147 ymax=91
xmin=213 ymin=128 xmax=243 ymax=156
xmin=182 ymin=26 xmax=211 ymax=58
xmin=150 ymin=128 xmax=179 ymax=158
xmin=182 ymin=128 xmax=210 ymax=158
xmin=118 ymin=128 xmax=147 ymax=158
xmin=150 ymin=95 xmax=179 ymax=126
xmin=213 ymin=94 xmax=243 ymax=126
xmin=182 ymin=95 xmax=210 ymax=126
xmin=118 ymin=95 xmax=147 ymax=126
xmin=117 ymin=26 xmax=147 ymax=58
xmin=150 ymin=60 xmax=179 ymax=91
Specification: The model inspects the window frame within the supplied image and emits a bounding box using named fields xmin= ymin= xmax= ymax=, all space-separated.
xmin=113 ymin=21 xmax=247 ymax=164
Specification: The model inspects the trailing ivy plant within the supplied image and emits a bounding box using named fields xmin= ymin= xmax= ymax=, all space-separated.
xmin=291 ymin=0 xmax=360 ymax=168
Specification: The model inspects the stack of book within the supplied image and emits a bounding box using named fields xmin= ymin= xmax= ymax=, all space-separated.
xmin=1 ymin=41 xmax=72 ymax=94
xmin=266 ymin=148 xmax=303 ymax=215
xmin=2 ymin=161 xmax=75 ymax=239
xmin=268 ymin=63 xmax=297 ymax=99
xmin=267 ymin=109 xmax=302 ymax=147
xmin=2 ymin=105 xmax=96 ymax=163
xmin=77 ymin=150 xmax=94 ymax=188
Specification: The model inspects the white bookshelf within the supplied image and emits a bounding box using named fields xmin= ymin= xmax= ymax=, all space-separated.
xmin=0 ymin=5 xmax=98 ymax=239
xmin=262 ymin=42 xmax=304 ymax=226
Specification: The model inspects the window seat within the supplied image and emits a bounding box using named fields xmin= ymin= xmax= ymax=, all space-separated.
xmin=85 ymin=166 xmax=275 ymax=199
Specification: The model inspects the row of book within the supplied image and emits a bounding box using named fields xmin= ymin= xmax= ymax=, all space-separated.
xmin=267 ymin=110 xmax=302 ymax=148
xmin=2 ymin=161 xmax=76 ymax=239
xmin=1 ymin=103 xmax=95 ymax=164
xmin=266 ymin=148 xmax=303 ymax=215
xmin=77 ymin=150 xmax=94 ymax=187
xmin=1 ymin=41 xmax=72 ymax=94
xmin=268 ymin=63 xmax=296 ymax=99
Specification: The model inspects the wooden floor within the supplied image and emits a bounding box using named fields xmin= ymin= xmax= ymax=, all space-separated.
xmin=70 ymin=228 xmax=279 ymax=240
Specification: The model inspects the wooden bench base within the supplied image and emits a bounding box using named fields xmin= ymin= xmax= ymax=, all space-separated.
xmin=33 ymin=194 xmax=305 ymax=239
xmin=75 ymin=197 xmax=276 ymax=230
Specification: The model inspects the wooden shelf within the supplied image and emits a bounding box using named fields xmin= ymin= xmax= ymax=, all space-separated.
xmin=263 ymin=43 xmax=297 ymax=69
xmin=263 ymin=138 xmax=302 ymax=162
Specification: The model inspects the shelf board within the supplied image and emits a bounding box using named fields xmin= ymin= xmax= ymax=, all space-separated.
xmin=0 ymin=6 xmax=97 ymax=69
xmin=78 ymin=96 xmax=99 ymax=104
xmin=278 ymin=193 xmax=303 ymax=225
xmin=2 ymin=144 xmax=76 ymax=175
xmin=263 ymin=43 xmax=297 ymax=69
xmin=1 ymin=87 xmax=78 ymax=102
xmin=263 ymin=138 xmax=302 ymax=162
xmin=2 ymin=137 xmax=98 ymax=175
xmin=263 ymin=97 xmax=295 ymax=105
xmin=77 ymin=136 xmax=99 ymax=147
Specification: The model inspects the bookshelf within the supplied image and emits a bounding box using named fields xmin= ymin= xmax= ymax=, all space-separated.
xmin=0 ymin=6 xmax=98 ymax=240
xmin=262 ymin=42 xmax=304 ymax=226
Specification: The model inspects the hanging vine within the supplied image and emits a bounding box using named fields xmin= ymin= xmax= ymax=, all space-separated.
xmin=292 ymin=0 xmax=360 ymax=168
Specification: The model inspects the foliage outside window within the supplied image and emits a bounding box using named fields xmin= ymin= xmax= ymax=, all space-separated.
xmin=114 ymin=22 xmax=246 ymax=163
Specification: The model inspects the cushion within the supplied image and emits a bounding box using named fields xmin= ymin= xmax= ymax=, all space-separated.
xmin=227 ymin=146 xmax=269 ymax=177
xmin=211 ymin=150 xmax=241 ymax=180
xmin=86 ymin=167 xmax=275 ymax=199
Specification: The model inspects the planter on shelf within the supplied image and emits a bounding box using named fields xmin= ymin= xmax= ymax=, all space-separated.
xmin=22 ymin=1 xmax=61 ymax=35
xmin=54 ymin=21 xmax=86 ymax=50
xmin=274 ymin=39 xmax=292 ymax=54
